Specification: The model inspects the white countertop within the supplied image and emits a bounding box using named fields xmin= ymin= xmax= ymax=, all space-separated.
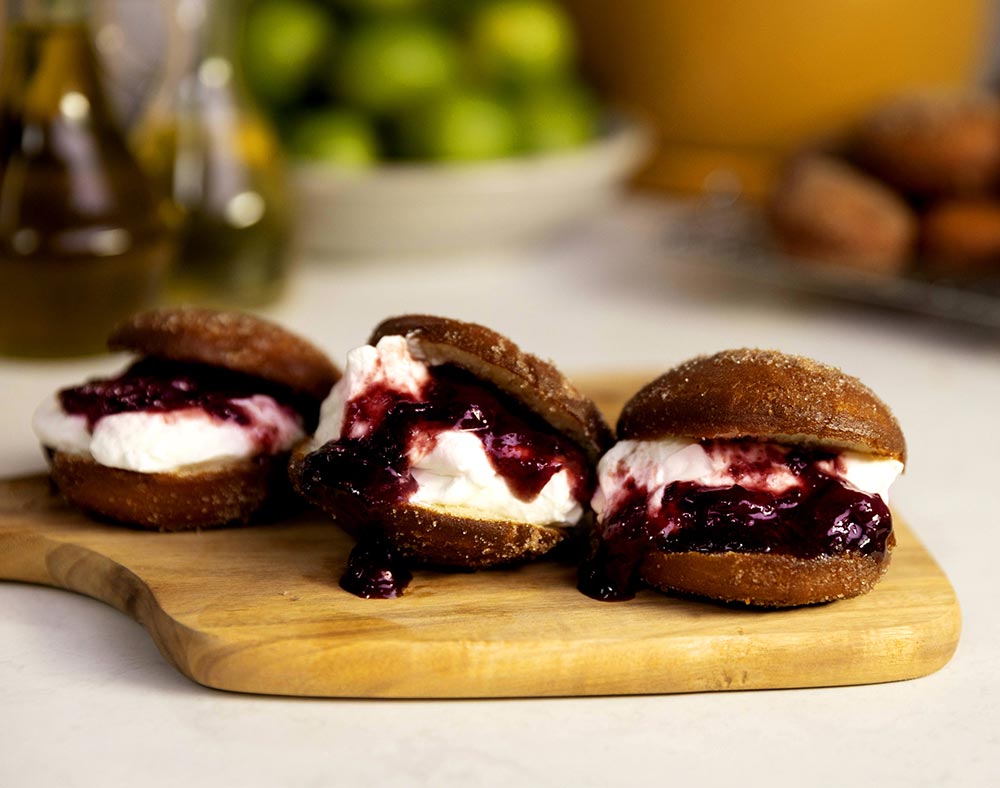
xmin=2 ymin=198 xmax=997 ymax=787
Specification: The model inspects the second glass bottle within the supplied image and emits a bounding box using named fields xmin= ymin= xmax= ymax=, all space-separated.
xmin=132 ymin=0 xmax=291 ymax=307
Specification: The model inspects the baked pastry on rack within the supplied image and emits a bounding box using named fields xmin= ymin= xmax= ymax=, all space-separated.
xmin=766 ymin=154 xmax=917 ymax=274
xmin=853 ymin=91 xmax=1000 ymax=199
xmin=920 ymin=198 xmax=1000 ymax=278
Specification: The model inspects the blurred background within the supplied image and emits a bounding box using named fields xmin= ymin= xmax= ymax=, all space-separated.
xmin=1 ymin=0 xmax=999 ymax=357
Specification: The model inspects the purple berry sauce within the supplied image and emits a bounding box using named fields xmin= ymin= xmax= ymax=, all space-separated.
xmin=58 ymin=358 xmax=309 ymax=451
xmin=579 ymin=441 xmax=892 ymax=601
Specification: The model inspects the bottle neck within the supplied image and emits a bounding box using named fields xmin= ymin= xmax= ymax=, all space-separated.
xmin=166 ymin=0 xmax=244 ymax=61
xmin=0 ymin=6 xmax=113 ymax=124
xmin=6 ymin=0 xmax=90 ymax=24
xmin=158 ymin=0 xmax=250 ymax=100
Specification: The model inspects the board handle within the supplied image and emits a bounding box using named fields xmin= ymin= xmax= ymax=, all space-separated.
xmin=0 ymin=525 xmax=203 ymax=686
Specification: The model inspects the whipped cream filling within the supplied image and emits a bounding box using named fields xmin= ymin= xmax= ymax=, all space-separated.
xmin=314 ymin=335 xmax=583 ymax=525
xmin=314 ymin=334 xmax=429 ymax=446
xmin=592 ymin=438 xmax=903 ymax=522
xmin=33 ymin=392 xmax=304 ymax=474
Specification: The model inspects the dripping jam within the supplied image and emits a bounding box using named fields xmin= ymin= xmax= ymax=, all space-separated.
xmin=340 ymin=532 xmax=413 ymax=599
xmin=579 ymin=440 xmax=893 ymax=601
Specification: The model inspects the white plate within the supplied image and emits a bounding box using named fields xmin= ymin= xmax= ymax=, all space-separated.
xmin=291 ymin=117 xmax=651 ymax=258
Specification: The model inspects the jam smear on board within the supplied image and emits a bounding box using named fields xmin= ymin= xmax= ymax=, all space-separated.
xmin=340 ymin=531 xmax=413 ymax=599
xmin=579 ymin=441 xmax=892 ymax=601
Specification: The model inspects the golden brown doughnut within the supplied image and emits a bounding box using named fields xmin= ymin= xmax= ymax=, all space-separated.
xmin=639 ymin=535 xmax=896 ymax=607
xmin=110 ymin=307 xmax=341 ymax=402
xmin=920 ymin=199 xmax=1000 ymax=278
xmin=767 ymin=154 xmax=916 ymax=275
xmin=618 ymin=348 xmax=906 ymax=462
xmin=40 ymin=309 xmax=339 ymax=531
xmin=48 ymin=451 xmax=294 ymax=531
xmin=293 ymin=315 xmax=612 ymax=575
xmin=585 ymin=349 xmax=905 ymax=607
xmin=853 ymin=91 xmax=1000 ymax=198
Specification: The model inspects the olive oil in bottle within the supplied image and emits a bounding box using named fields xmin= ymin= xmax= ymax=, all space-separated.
xmin=132 ymin=0 xmax=291 ymax=307
xmin=0 ymin=0 xmax=173 ymax=358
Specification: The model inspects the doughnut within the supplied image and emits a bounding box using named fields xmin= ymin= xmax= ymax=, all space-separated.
xmin=767 ymin=154 xmax=916 ymax=275
xmin=920 ymin=199 xmax=1000 ymax=278
xmin=33 ymin=308 xmax=340 ymax=530
xmin=580 ymin=349 xmax=906 ymax=607
xmin=290 ymin=314 xmax=613 ymax=596
xmin=109 ymin=307 xmax=339 ymax=402
xmin=853 ymin=91 xmax=1000 ymax=199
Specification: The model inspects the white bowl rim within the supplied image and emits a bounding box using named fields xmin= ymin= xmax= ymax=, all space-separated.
xmin=291 ymin=113 xmax=653 ymax=186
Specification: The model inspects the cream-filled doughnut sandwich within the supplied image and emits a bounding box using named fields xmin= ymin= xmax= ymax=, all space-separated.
xmin=33 ymin=308 xmax=340 ymax=531
xmin=291 ymin=314 xmax=613 ymax=596
xmin=580 ymin=349 xmax=906 ymax=607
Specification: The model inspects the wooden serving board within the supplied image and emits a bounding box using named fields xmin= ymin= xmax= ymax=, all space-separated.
xmin=0 ymin=377 xmax=960 ymax=698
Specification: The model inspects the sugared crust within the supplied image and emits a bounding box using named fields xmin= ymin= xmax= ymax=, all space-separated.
xmin=49 ymin=450 xmax=293 ymax=531
xmin=109 ymin=308 xmax=340 ymax=402
xmin=639 ymin=535 xmax=895 ymax=607
xmin=288 ymin=446 xmax=565 ymax=567
xmin=921 ymin=199 xmax=1000 ymax=275
xmin=369 ymin=315 xmax=613 ymax=463
xmin=767 ymin=154 xmax=916 ymax=275
xmin=618 ymin=349 xmax=906 ymax=462
xmin=853 ymin=91 xmax=1000 ymax=198
xmin=377 ymin=504 xmax=566 ymax=568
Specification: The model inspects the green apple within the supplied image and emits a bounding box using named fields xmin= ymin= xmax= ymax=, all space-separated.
xmin=515 ymin=83 xmax=598 ymax=153
xmin=467 ymin=0 xmax=576 ymax=85
xmin=398 ymin=89 xmax=519 ymax=161
xmin=333 ymin=20 xmax=460 ymax=115
xmin=326 ymin=0 xmax=430 ymax=14
xmin=243 ymin=0 xmax=336 ymax=106
xmin=286 ymin=109 xmax=379 ymax=165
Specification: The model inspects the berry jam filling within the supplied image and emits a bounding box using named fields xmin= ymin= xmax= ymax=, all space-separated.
xmin=298 ymin=364 xmax=593 ymax=599
xmin=59 ymin=358 xmax=313 ymax=434
xmin=299 ymin=364 xmax=592 ymax=508
xmin=579 ymin=441 xmax=892 ymax=601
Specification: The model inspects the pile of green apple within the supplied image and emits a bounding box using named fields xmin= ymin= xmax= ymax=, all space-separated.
xmin=243 ymin=0 xmax=600 ymax=165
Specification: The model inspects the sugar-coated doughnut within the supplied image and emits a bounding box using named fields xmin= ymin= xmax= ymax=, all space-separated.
xmin=581 ymin=349 xmax=905 ymax=607
xmin=35 ymin=308 xmax=340 ymax=531
xmin=767 ymin=155 xmax=916 ymax=275
xmin=292 ymin=315 xmax=613 ymax=593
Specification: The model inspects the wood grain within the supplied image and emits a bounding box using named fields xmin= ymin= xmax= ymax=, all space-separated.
xmin=0 ymin=375 xmax=960 ymax=698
